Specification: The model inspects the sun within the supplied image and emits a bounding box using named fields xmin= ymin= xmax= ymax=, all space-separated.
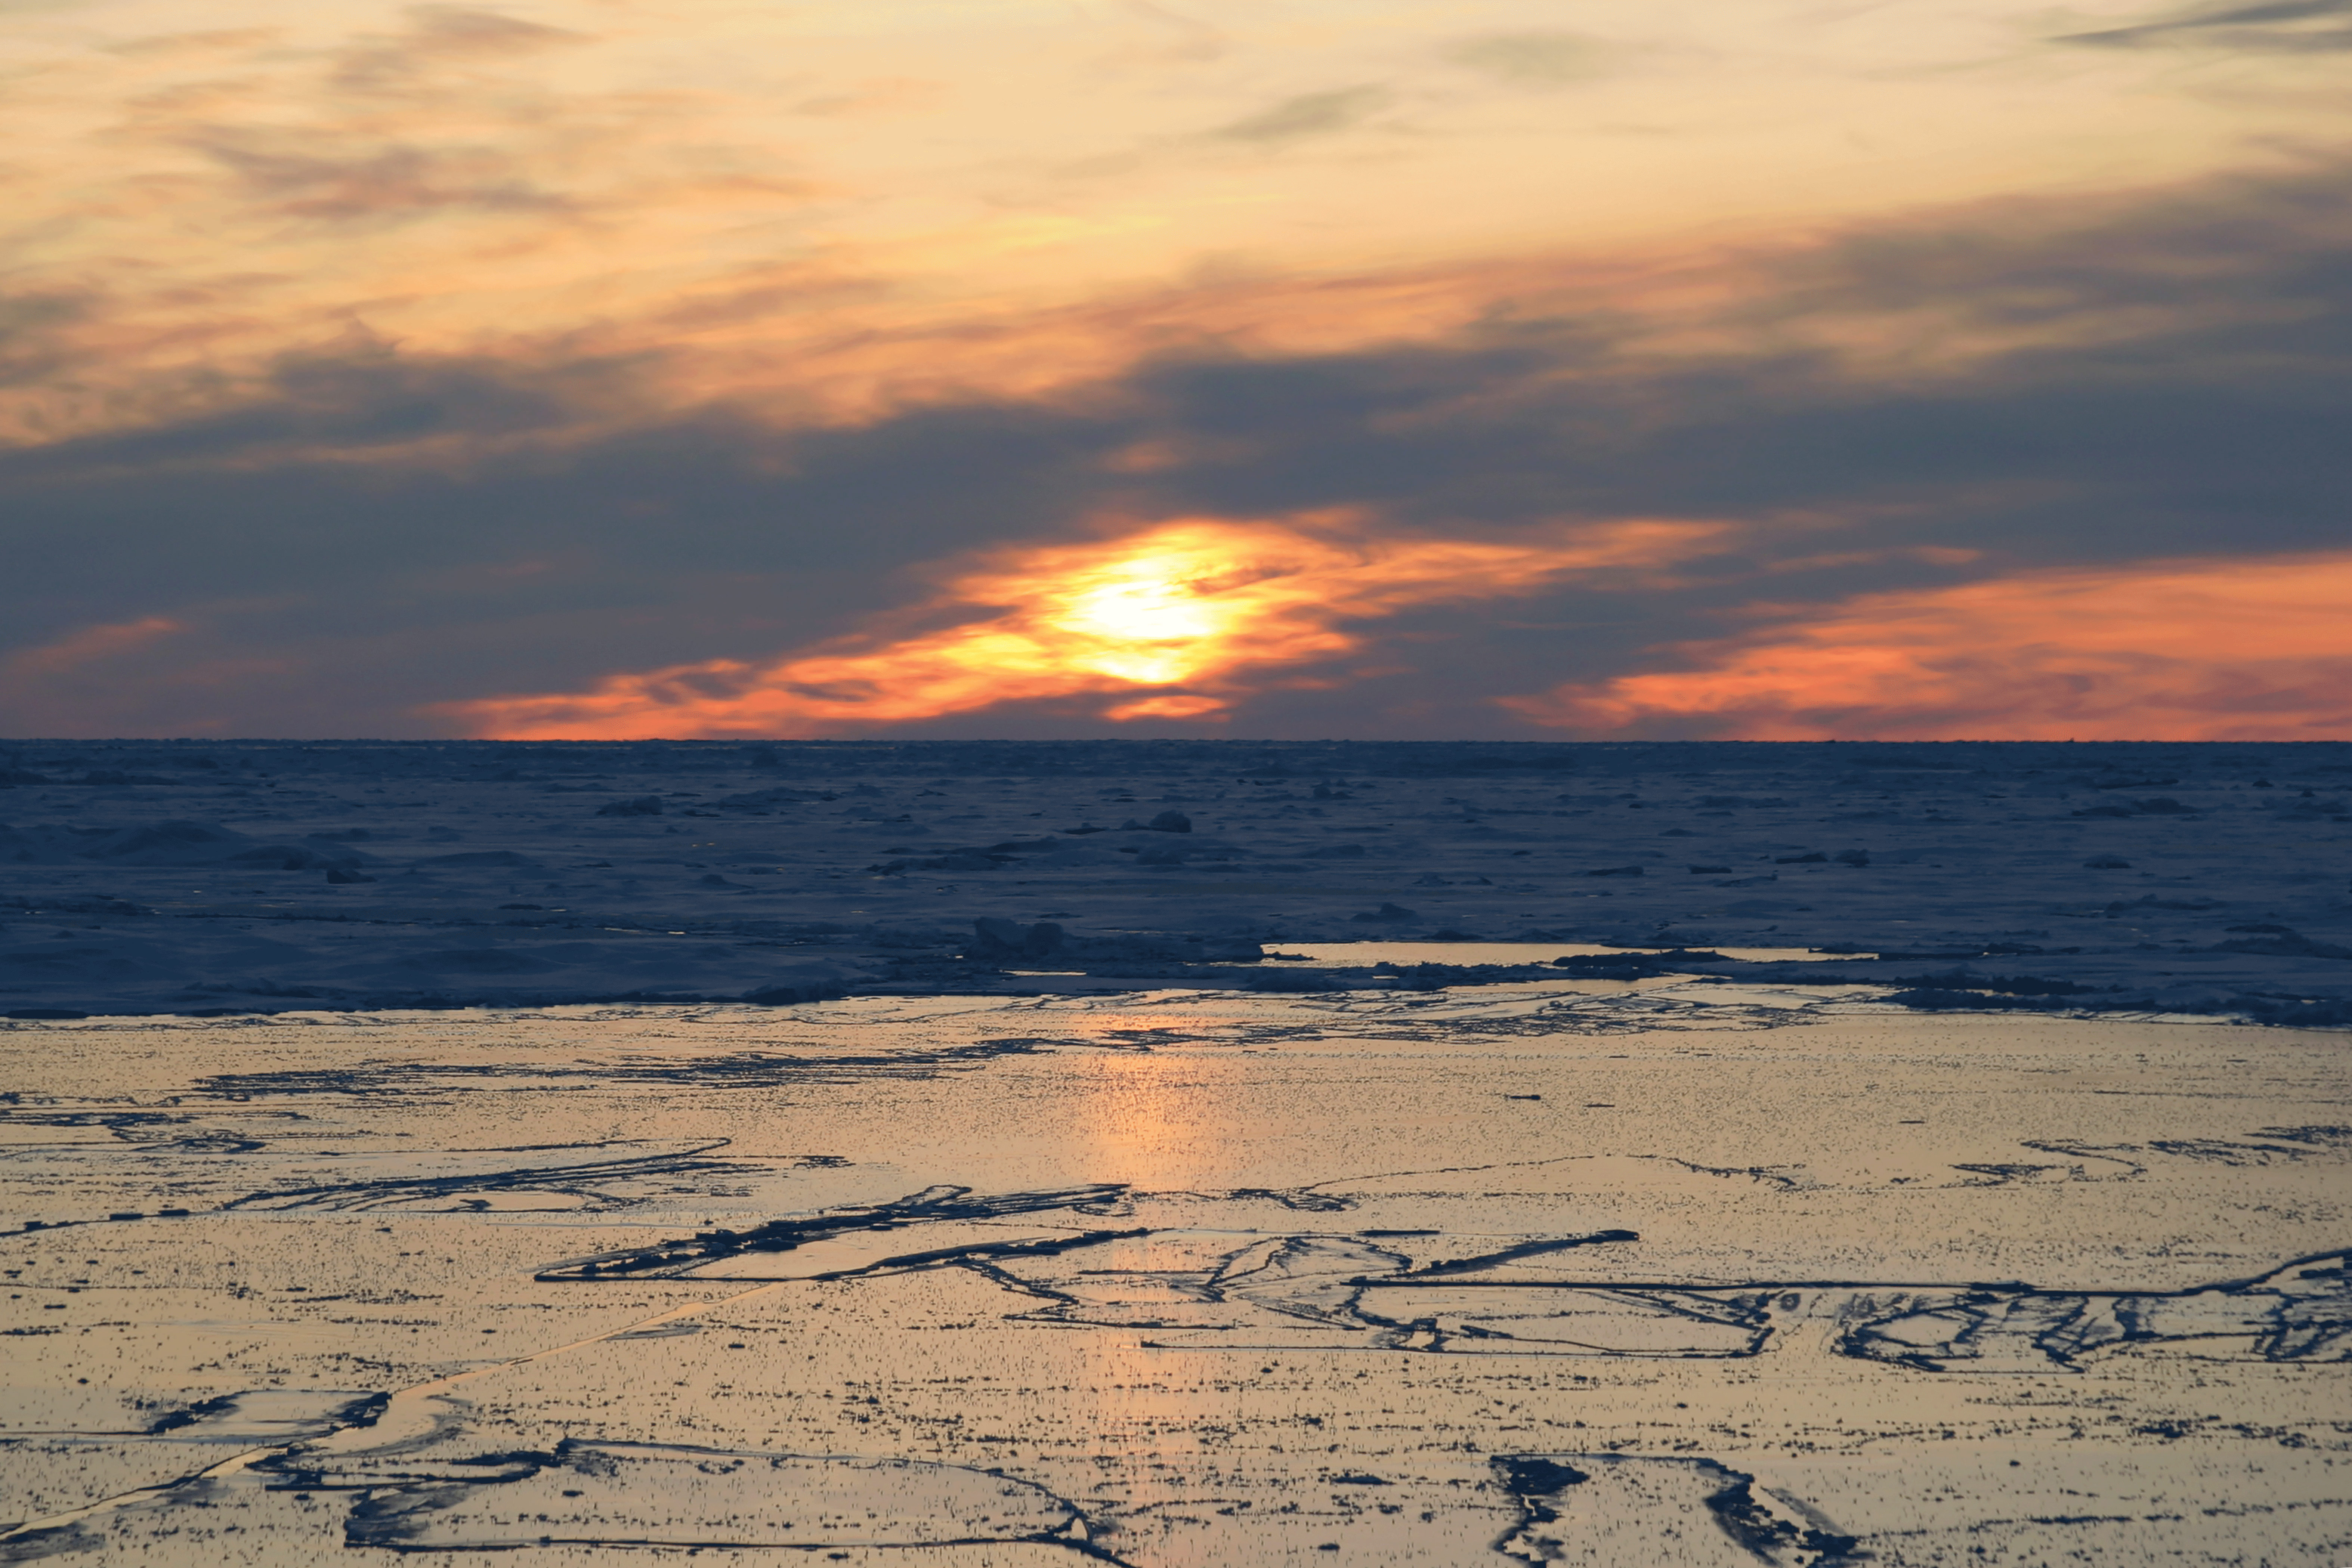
xmin=1046 ymin=548 xmax=1240 ymax=686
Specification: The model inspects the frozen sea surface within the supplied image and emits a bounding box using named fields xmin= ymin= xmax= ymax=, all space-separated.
xmin=1 ymin=737 xmax=2348 ymax=1023
xmin=2 ymin=983 xmax=2347 ymax=1565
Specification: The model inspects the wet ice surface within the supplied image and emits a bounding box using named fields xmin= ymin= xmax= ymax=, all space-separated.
xmin=2 ymin=985 xmax=2348 ymax=1564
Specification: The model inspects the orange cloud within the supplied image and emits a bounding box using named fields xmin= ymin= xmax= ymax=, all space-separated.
xmin=0 ymin=616 xmax=185 ymax=680
xmin=13 ymin=0 xmax=2339 ymax=465
xmin=1502 ymin=552 xmax=2352 ymax=740
xmin=435 ymin=514 xmax=1728 ymax=739
xmin=0 ymin=615 xmax=281 ymax=736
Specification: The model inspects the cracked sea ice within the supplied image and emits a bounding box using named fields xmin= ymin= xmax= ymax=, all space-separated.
xmin=3 ymin=983 xmax=2349 ymax=1564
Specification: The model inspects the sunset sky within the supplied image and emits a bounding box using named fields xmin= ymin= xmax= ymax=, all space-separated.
xmin=4 ymin=0 xmax=2348 ymax=739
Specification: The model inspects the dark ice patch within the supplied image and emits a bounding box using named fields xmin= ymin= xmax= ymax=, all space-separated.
xmin=192 ymin=1037 xmax=1045 ymax=1097
xmin=1839 ymin=1247 xmax=2352 ymax=1371
xmin=327 ymin=1440 xmax=1110 ymax=1556
xmin=9 ymin=1390 xmax=386 ymax=1445
xmin=536 ymin=1181 xmax=1134 ymax=1280
xmin=215 ymin=1139 xmax=781 ymax=1214
xmin=1492 ymin=1453 xmax=1857 ymax=1565
xmin=414 ymin=850 xmax=540 ymax=868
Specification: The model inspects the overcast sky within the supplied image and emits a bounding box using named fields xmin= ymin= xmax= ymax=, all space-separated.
xmin=4 ymin=0 xmax=2348 ymax=739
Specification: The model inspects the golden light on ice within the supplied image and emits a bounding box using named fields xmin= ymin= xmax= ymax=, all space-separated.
xmin=438 ymin=514 xmax=1724 ymax=739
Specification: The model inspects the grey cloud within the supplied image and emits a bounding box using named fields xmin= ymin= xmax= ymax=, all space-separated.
xmin=402 ymin=5 xmax=582 ymax=54
xmin=1441 ymin=32 xmax=1606 ymax=84
xmin=1113 ymin=0 xmax=1227 ymax=64
xmin=2058 ymin=0 xmax=2352 ymax=49
xmin=333 ymin=6 xmax=584 ymax=93
xmin=103 ymin=27 xmax=281 ymax=57
xmin=194 ymin=137 xmax=571 ymax=221
xmin=0 ymin=364 xmax=1128 ymax=734
xmin=0 ymin=290 xmax=93 ymax=389
xmin=1209 ymin=85 xmax=1391 ymax=143
xmin=6 ymin=341 xmax=611 ymax=478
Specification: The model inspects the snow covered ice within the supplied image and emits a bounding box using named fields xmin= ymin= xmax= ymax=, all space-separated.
xmin=1 ymin=737 xmax=2347 ymax=1022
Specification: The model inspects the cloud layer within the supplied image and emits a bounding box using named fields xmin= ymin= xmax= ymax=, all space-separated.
xmin=1504 ymin=552 xmax=2352 ymax=740
xmin=1 ymin=0 xmax=2346 ymax=739
xmin=438 ymin=516 xmax=1727 ymax=738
